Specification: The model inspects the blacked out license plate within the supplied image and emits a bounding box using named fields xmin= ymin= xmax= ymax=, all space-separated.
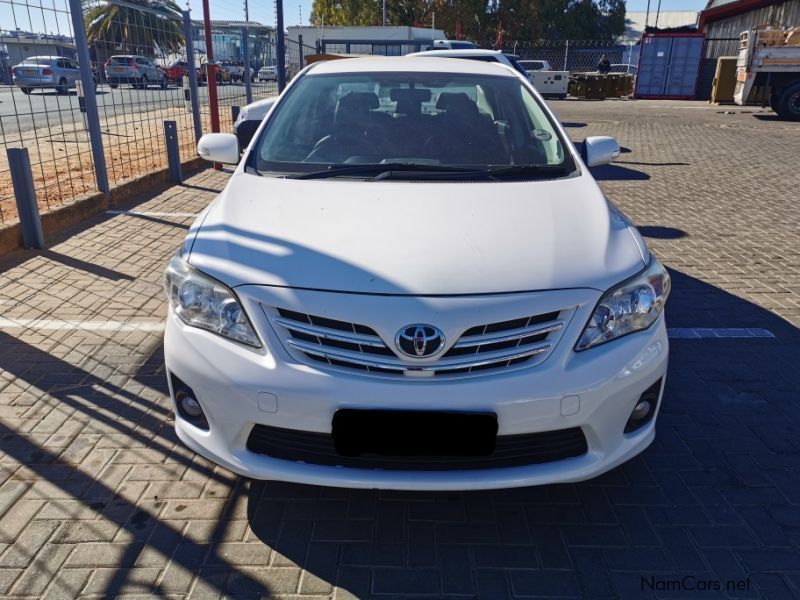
xmin=332 ymin=409 xmax=498 ymax=458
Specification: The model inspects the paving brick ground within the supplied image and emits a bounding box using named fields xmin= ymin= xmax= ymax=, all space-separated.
xmin=0 ymin=99 xmax=798 ymax=599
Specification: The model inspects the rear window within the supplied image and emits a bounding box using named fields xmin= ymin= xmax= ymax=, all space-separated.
xmin=21 ymin=58 xmax=53 ymax=66
xmin=109 ymin=56 xmax=133 ymax=64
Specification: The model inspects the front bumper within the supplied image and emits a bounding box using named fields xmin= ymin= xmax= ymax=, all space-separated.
xmin=164 ymin=288 xmax=668 ymax=490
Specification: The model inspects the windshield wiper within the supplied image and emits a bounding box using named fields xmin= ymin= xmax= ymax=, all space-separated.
xmin=287 ymin=162 xmax=574 ymax=181
xmin=288 ymin=163 xmax=485 ymax=180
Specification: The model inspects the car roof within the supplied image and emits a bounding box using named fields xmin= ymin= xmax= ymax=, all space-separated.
xmin=411 ymin=49 xmax=503 ymax=57
xmin=22 ymin=55 xmax=61 ymax=61
xmin=307 ymin=55 xmax=517 ymax=77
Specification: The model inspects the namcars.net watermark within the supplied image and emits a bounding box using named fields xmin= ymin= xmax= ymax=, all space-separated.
xmin=642 ymin=575 xmax=752 ymax=593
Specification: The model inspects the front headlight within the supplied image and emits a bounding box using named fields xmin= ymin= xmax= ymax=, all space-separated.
xmin=575 ymin=259 xmax=670 ymax=351
xmin=164 ymin=255 xmax=261 ymax=348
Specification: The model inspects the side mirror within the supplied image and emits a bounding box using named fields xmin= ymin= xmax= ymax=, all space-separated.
xmin=582 ymin=136 xmax=620 ymax=167
xmin=197 ymin=133 xmax=239 ymax=164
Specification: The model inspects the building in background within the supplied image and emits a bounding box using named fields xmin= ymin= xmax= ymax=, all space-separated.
xmin=287 ymin=26 xmax=446 ymax=56
xmin=190 ymin=20 xmax=276 ymax=67
xmin=696 ymin=0 xmax=800 ymax=97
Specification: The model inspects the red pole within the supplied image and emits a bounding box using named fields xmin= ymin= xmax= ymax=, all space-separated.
xmin=202 ymin=0 xmax=220 ymax=134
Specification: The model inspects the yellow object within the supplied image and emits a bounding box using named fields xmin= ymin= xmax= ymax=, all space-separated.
xmin=710 ymin=56 xmax=738 ymax=104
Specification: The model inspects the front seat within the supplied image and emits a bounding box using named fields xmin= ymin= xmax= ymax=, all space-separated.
xmin=305 ymin=92 xmax=384 ymax=162
xmin=434 ymin=92 xmax=505 ymax=164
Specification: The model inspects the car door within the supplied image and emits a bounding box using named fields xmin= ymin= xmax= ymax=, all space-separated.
xmin=136 ymin=57 xmax=149 ymax=80
xmin=65 ymin=59 xmax=80 ymax=85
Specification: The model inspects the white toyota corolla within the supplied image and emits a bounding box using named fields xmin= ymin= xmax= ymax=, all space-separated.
xmin=164 ymin=57 xmax=670 ymax=490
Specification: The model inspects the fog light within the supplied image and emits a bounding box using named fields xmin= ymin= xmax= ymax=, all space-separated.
xmin=624 ymin=378 xmax=662 ymax=433
xmin=632 ymin=400 xmax=652 ymax=420
xmin=170 ymin=373 xmax=209 ymax=430
xmin=179 ymin=392 xmax=203 ymax=417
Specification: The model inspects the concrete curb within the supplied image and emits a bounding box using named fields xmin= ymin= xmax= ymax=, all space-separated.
xmin=0 ymin=157 xmax=208 ymax=256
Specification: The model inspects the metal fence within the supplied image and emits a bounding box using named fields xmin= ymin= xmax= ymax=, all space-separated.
xmin=0 ymin=0 xmax=281 ymax=227
xmin=322 ymin=37 xmax=639 ymax=74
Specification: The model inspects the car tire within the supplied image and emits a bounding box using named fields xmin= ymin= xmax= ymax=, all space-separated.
xmin=774 ymin=82 xmax=800 ymax=121
xmin=56 ymin=78 xmax=68 ymax=94
xmin=20 ymin=87 xmax=32 ymax=94
xmin=109 ymin=83 xmax=118 ymax=89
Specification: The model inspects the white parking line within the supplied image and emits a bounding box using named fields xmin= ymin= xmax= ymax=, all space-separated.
xmin=107 ymin=210 xmax=199 ymax=218
xmin=0 ymin=320 xmax=777 ymax=339
xmin=0 ymin=318 xmax=165 ymax=332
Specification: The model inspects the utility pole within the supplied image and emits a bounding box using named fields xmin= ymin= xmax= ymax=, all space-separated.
xmin=202 ymin=0 xmax=219 ymax=133
xmin=276 ymin=0 xmax=286 ymax=90
xmin=383 ymin=0 xmax=387 ymax=26
xmin=243 ymin=0 xmax=249 ymax=21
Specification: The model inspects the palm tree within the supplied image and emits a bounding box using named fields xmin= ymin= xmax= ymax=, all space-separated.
xmin=83 ymin=0 xmax=184 ymax=58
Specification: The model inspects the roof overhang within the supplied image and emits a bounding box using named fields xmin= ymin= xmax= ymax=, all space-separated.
xmin=699 ymin=0 xmax=783 ymax=28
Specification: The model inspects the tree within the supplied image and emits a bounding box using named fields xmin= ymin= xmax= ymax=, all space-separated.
xmin=310 ymin=0 xmax=626 ymax=41
xmin=83 ymin=0 xmax=184 ymax=57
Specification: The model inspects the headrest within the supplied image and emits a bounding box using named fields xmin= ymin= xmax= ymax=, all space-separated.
xmin=337 ymin=92 xmax=379 ymax=111
xmin=389 ymin=88 xmax=432 ymax=103
xmin=435 ymin=92 xmax=476 ymax=111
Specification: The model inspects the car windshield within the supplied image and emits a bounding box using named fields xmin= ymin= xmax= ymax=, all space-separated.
xmin=252 ymin=71 xmax=574 ymax=177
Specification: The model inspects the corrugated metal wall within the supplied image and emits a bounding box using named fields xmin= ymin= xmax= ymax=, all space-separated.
xmin=704 ymin=0 xmax=800 ymax=58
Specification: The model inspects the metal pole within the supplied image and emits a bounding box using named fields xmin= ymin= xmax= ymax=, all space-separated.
xmin=183 ymin=11 xmax=202 ymax=144
xmin=298 ymin=33 xmax=304 ymax=68
xmin=564 ymin=40 xmax=569 ymax=71
xmin=382 ymin=0 xmax=386 ymax=26
xmin=163 ymin=121 xmax=183 ymax=184
xmin=202 ymin=0 xmax=220 ymax=133
xmin=645 ymin=0 xmax=651 ymax=31
xmin=67 ymin=0 xmax=109 ymax=193
xmin=655 ymin=0 xmax=662 ymax=28
xmin=276 ymin=0 xmax=286 ymax=91
xmin=243 ymin=28 xmax=252 ymax=104
xmin=7 ymin=148 xmax=45 ymax=249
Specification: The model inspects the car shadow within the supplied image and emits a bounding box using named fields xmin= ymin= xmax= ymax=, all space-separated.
xmin=637 ymin=226 xmax=689 ymax=239
xmin=590 ymin=164 xmax=650 ymax=181
xmin=242 ymin=268 xmax=799 ymax=598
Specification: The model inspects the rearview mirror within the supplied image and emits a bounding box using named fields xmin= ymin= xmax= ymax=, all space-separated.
xmin=582 ymin=136 xmax=620 ymax=167
xmin=197 ymin=133 xmax=239 ymax=164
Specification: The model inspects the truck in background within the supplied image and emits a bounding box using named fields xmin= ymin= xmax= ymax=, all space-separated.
xmin=734 ymin=26 xmax=800 ymax=120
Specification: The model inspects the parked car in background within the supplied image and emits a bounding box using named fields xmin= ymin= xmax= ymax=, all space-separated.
xmin=12 ymin=56 xmax=90 ymax=94
xmin=258 ymin=66 xmax=277 ymax=81
xmin=409 ymin=49 xmax=531 ymax=80
xmin=174 ymin=57 xmax=670 ymax=490
xmin=105 ymin=55 xmax=168 ymax=89
xmin=226 ymin=61 xmax=255 ymax=83
xmin=164 ymin=60 xmax=199 ymax=83
xmin=232 ymin=96 xmax=276 ymax=151
xmin=200 ymin=61 xmax=232 ymax=84
xmin=518 ymin=59 xmax=553 ymax=74
xmin=431 ymin=39 xmax=477 ymax=50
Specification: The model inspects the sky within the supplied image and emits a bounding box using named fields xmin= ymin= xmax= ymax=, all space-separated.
xmin=1 ymin=0 xmax=710 ymax=39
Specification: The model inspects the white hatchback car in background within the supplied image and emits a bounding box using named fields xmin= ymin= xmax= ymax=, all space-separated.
xmin=166 ymin=56 xmax=670 ymax=490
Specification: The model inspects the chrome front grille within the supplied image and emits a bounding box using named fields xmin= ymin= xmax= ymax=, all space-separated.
xmin=269 ymin=307 xmax=567 ymax=379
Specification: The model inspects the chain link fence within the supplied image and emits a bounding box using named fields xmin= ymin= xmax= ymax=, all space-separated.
xmin=0 ymin=0 xmax=280 ymax=227
xmin=488 ymin=40 xmax=638 ymax=74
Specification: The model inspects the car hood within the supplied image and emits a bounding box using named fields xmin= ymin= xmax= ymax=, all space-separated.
xmin=187 ymin=172 xmax=646 ymax=295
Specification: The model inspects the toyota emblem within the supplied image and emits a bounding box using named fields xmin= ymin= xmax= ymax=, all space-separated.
xmin=395 ymin=324 xmax=445 ymax=358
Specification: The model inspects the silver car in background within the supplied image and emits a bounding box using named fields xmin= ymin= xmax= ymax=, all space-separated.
xmin=11 ymin=55 xmax=84 ymax=95
xmin=105 ymin=55 xmax=168 ymax=89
